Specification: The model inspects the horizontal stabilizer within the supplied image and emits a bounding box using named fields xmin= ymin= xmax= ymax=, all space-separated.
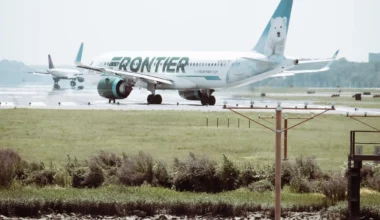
xmin=270 ymin=49 xmax=340 ymax=78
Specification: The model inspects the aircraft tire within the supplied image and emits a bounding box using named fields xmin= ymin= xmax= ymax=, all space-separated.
xmin=209 ymin=96 xmax=216 ymax=106
xmin=201 ymin=97 xmax=209 ymax=106
xmin=70 ymin=81 xmax=76 ymax=87
xmin=147 ymin=94 xmax=155 ymax=104
xmin=154 ymin=95 xmax=162 ymax=104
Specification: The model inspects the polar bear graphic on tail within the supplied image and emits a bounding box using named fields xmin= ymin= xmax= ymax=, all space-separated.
xmin=264 ymin=17 xmax=287 ymax=57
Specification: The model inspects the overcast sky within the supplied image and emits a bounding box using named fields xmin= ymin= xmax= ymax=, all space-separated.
xmin=0 ymin=0 xmax=379 ymax=65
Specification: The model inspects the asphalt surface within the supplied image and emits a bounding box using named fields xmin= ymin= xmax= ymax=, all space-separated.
xmin=0 ymin=83 xmax=379 ymax=115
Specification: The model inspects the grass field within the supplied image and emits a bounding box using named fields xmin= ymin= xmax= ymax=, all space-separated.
xmin=1 ymin=109 xmax=379 ymax=171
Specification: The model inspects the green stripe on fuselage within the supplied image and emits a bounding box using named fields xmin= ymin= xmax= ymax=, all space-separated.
xmin=177 ymin=75 xmax=221 ymax=80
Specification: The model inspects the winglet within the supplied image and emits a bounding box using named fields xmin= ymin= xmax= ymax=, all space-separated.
xmin=332 ymin=49 xmax=339 ymax=59
xmin=325 ymin=49 xmax=340 ymax=69
xmin=75 ymin=42 xmax=84 ymax=65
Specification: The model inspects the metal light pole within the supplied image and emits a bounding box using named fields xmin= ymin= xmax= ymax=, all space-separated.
xmin=223 ymin=102 xmax=334 ymax=220
xmin=275 ymin=106 xmax=282 ymax=220
xmin=284 ymin=114 xmax=288 ymax=160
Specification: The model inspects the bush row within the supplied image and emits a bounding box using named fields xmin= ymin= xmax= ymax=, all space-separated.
xmin=1 ymin=149 xmax=380 ymax=201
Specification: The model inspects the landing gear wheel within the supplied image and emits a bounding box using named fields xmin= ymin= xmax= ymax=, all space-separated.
xmin=154 ymin=94 xmax=162 ymax=104
xmin=201 ymin=97 xmax=209 ymax=106
xmin=70 ymin=81 xmax=76 ymax=87
xmin=109 ymin=99 xmax=111 ymax=104
xmin=209 ymin=96 xmax=216 ymax=106
xmin=113 ymin=99 xmax=116 ymax=104
xmin=54 ymin=84 xmax=60 ymax=89
xmin=147 ymin=94 xmax=155 ymax=104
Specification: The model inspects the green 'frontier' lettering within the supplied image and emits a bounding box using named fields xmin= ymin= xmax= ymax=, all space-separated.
xmin=166 ymin=57 xmax=179 ymax=73
xmin=111 ymin=56 xmax=189 ymax=73
xmin=155 ymin=57 xmax=166 ymax=72
xmin=119 ymin=57 xmax=131 ymax=71
xmin=162 ymin=57 xmax=170 ymax=72
xmin=130 ymin=57 xmax=142 ymax=72
xmin=141 ymin=57 xmax=156 ymax=72
xmin=177 ymin=57 xmax=189 ymax=73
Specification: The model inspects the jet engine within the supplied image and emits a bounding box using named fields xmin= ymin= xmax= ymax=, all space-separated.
xmin=178 ymin=90 xmax=202 ymax=100
xmin=97 ymin=77 xmax=132 ymax=99
xmin=77 ymin=77 xmax=85 ymax=83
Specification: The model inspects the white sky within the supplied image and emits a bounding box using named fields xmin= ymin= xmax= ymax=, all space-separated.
xmin=0 ymin=0 xmax=379 ymax=65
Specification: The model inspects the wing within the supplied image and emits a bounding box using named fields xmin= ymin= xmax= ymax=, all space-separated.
xmin=74 ymin=42 xmax=173 ymax=85
xmin=270 ymin=49 xmax=339 ymax=78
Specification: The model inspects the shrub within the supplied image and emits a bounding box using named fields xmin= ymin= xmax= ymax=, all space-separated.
xmin=238 ymin=163 xmax=262 ymax=187
xmin=367 ymin=172 xmax=380 ymax=192
xmin=218 ymin=155 xmax=239 ymax=191
xmin=28 ymin=170 xmax=56 ymax=186
xmin=93 ymin=151 xmax=122 ymax=176
xmin=82 ymin=160 xmax=105 ymax=188
xmin=71 ymin=167 xmax=86 ymax=188
xmin=152 ymin=161 xmax=171 ymax=187
xmin=0 ymin=148 xmax=22 ymax=187
xmin=289 ymin=175 xmax=312 ymax=193
xmin=267 ymin=162 xmax=297 ymax=188
xmin=360 ymin=164 xmax=374 ymax=186
xmin=118 ymin=152 xmax=154 ymax=186
xmin=309 ymin=180 xmax=323 ymax=193
xmin=295 ymin=156 xmax=322 ymax=180
xmin=281 ymin=161 xmax=297 ymax=186
xmin=321 ymin=174 xmax=347 ymax=201
xmin=54 ymin=168 xmax=72 ymax=187
xmin=172 ymin=152 xmax=220 ymax=192
xmin=248 ymin=179 xmax=273 ymax=193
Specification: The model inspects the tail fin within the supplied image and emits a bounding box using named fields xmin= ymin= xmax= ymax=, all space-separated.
xmin=48 ymin=54 xmax=55 ymax=69
xmin=75 ymin=42 xmax=84 ymax=65
xmin=253 ymin=0 xmax=293 ymax=57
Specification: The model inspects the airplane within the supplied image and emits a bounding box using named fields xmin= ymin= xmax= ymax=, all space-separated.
xmin=74 ymin=0 xmax=339 ymax=105
xmin=29 ymin=54 xmax=85 ymax=89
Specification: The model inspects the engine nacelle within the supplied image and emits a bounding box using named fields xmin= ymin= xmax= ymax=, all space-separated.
xmin=77 ymin=77 xmax=85 ymax=83
xmin=178 ymin=90 xmax=202 ymax=100
xmin=97 ymin=77 xmax=132 ymax=99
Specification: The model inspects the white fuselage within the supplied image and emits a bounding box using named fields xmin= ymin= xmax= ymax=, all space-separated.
xmin=88 ymin=51 xmax=296 ymax=91
xmin=47 ymin=68 xmax=82 ymax=79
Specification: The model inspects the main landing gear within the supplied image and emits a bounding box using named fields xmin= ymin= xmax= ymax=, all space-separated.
xmin=200 ymin=89 xmax=216 ymax=106
xmin=70 ymin=80 xmax=76 ymax=87
xmin=108 ymin=99 xmax=116 ymax=104
xmin=201 ymin=95 xmax=216 ymax=106
xmin=147 ymin=94 xmax=162 ymax=104
xmin=53 ymin=84 xmax=61 ymax=89
xmin=53 ymin=78 xmax=60 ymax=89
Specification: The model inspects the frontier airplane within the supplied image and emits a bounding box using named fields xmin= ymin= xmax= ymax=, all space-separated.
xmin=74 ymin=0 xmax=339 ymax=105
xmin=29 ymin=54 xmax=85 ymax=89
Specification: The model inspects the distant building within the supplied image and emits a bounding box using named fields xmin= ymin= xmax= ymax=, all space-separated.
xmin=369 ymin=53 xmax=380 ymax=63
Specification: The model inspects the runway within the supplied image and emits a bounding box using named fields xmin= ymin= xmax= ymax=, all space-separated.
xmin=0 ymin=84 xmax=380 ymax=115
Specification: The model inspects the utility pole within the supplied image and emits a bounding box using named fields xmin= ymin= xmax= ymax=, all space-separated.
xmin=275 ymin=106 xmax=282 ymax=220
xmin=224 ymin=103 xmax=334 ymax=220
